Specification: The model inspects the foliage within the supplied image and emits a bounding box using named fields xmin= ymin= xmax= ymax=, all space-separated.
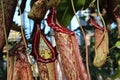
xmin=56 ymin=0 xmax=93 ymax=26
xmin=79 ymin=26 xmax=120 ymax=80
xmin=0 ymin=0 xmax=120 ymax=80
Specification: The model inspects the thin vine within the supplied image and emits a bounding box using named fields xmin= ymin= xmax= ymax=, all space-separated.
xmin=95 ymin=0 xmax=108 ymax=53
xmin=70 ymin=0 xmax=91 ymax=80
xmin=97 ymin=0 xmax=106 ymax=29
xmin=17 ymin=1 xmax=38 ymax=80
xmin=17 ymin=0 xmax=28 ymax=49
xmin=1 ymin=0 xmax=9 ymax=80
xmin=89 ymin=0 xmax=96 ymax=7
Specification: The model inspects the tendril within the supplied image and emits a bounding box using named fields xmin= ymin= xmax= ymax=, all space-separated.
xmin=70 ymin=0 xmax=91 ymax=80
xmin=1 ymin=0 xmax=9 ymax=80
xmin=17 ymin=0 xmax=38 ymax=80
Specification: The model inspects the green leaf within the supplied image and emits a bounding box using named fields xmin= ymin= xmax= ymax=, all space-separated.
xmin=74 ymin=0 xmax=86 ymax=10
xmin=83 ymin=0 xmax=93 ymax=9
xmin=56 ymin=0 xmax=73 ymax=26
xmin=115 ymin=41 xmax=120 ymax=47
xmin=56 ymin=0 xmax=93 ymax=26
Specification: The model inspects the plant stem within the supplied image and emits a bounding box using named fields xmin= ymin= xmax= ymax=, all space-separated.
xmin=17 ymin=1 xmax=38 ymax=80
xmin=17 ymin=0 xmax=28 ymax=49
xmin=70 ymin=0 xmax=91 ymax=80
xmin=1 ymin=0 xmax=9 ymax=80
